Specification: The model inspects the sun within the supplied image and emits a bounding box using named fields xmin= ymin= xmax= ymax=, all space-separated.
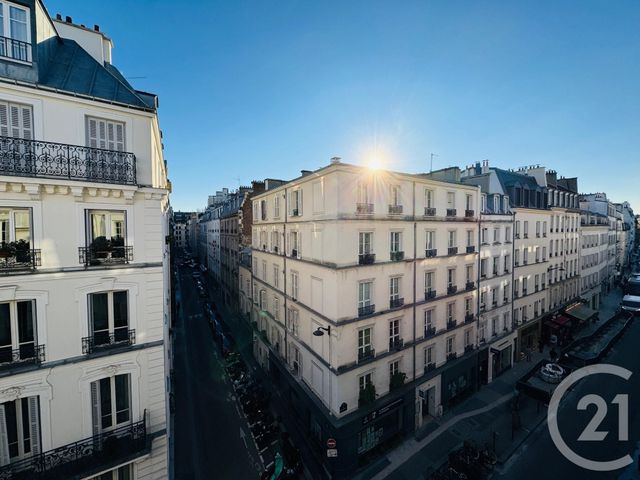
xmin=367 ymin=156 xmax=384 ymax=171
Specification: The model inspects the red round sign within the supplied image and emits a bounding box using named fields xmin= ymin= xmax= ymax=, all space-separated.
xmin=326 ymin=438 xmax=336 ymax=449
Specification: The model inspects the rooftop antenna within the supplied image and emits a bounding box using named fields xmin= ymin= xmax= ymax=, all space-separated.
xmin=430 ymin=153 xmax=438 ymax=173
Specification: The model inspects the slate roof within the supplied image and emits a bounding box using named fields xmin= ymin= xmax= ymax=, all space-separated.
xmin=38 ymin=38 xmax=155 ymax=110
xmin=492 ymin=167 xmax=542 ymax=190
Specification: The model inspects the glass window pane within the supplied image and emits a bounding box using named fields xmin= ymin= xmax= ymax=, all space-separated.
xmin=90 ymin=293 xmax=109 ymax=333
xmin=99 ymin=378 xmax=112 ymax=429
xmin=115 ymin=374 xmax=130 ymax=424
xmin=16 ymin=301 xmax=34 ymax=343
xmin=5 ymin=400 xmax=18 ymax=459
xmin=20 ymin=397 xmax=30 ymax=454
xmin=0 ymin=211 xmax=8 ymax=243
xmin=110 ymin=213 xmax=125 ymax=239
xmin=9 ymin=7 xmax=27 ymax=42
xmin=13 ymin=211 xmax=29 ymax=243
xmin=112 ymin=291 xmax=128 ymax=328
xmin=91 ymin=213 xmax=106 ymax=240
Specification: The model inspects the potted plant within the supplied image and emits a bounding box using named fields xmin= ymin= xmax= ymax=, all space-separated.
xmin=91 ymin=236 xmax=111 ymax=259
xmin=389 ymin=372 xmax=406 ymax=391
xmin=111 ymin=236 xmax=125 ymax=259
xmin=13 ymin=239 xmax=31 ymax=263
xmin=358 ymin=383 xmax=376 ymax=407
xmin=0 ymin=242 xmax=15 ymax=259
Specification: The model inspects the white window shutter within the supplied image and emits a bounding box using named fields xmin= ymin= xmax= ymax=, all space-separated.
xmin=20 ymin=106 xmax=32 ymax=140
xmin=87 ymin=118 xmax=98 ymax=148
xmin=90 ymin=381 xmax=101 ymax=436
xmin=0 ymin=405 xmax=9 ymax=466
xmin=299 ymin=189 xmax=303 ymax=215
xmin=115 ymin=123 xmax=125 ymax=151
xmin=288 ymin=191 xmax=292 ymax=215
xmin=0 ymin=103 xmax=8 ymax=137
xmin=97 ymin=120 xmax=107 ymax=149
xmin=107 ymin=122 xmax=115 ymax=150
xmin=9 ymin=104 xmax=20 ymax=138
xmin=28 ymin=396 xmax=41 ymax=455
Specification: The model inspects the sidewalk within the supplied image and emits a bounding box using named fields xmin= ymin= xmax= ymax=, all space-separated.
xmin=368 ymin=288 xmax=624 ymax=480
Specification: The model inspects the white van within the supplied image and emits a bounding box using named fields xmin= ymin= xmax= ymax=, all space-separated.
xmin=621 ymin=295 xmax=640 ymax=314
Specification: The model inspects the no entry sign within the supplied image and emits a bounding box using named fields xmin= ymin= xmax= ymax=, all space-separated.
xmin=326 ymin=438 xmax=336 ymax=449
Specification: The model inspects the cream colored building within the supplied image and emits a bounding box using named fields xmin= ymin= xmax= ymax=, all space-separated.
xmin=250 ymin=159 xmax=480 ymax=475
xmin=0 ymin=5 xmax=170 ymax=480
xmin=580 ymin=211 xmax=609 ymax=309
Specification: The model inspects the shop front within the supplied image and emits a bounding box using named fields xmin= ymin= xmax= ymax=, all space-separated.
xmin=542 ymin=315 xmax=572 ymax=347
xmin=441 ymin=352 xmax=479 ymax=410
xmin=489 ymin=336 xmax=514 ymax=380
xmin=518 ymin=320 xmax=541 ymax=357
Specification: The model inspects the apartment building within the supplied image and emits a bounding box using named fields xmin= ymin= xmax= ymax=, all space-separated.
xmin=171 ymin=211 xmax=191 ymax=250
xmin=580 ymin=211 xmax=609 ymax=309
xmin=250 ymin=159 xmax=480 ymax=477
xmin=0 ymin=4 xmax=170 ymax=480
xmin=460 ymin=162 xmax=515 ymax=382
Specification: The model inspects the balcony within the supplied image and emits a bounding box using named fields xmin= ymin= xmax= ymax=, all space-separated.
xmin=504 ymin=268 xmax=510 ymax=274
xmin=291 ymin=208 xmax=300 ymax=217
xmin=448 ymin=247 xmax=458 ymax=255
xmin=524 ymin=233 xmax=529 ymax=239
xmin=358 ymin=347 xmax=375 ymax=363
xmin=465 ymin=209 xmax=474 ymax=218
xmin=447 ymin=285 xmax=457 ymax=295
xmin=291 ymin=248 xmax=298 ymax=258
xmin=389 ymin=338 xmax=404 ymax=351
xmin=447 ymin=319 xmax=457 ymax=330
xmin=522 ymin=289 xmax=528 ymax=296
xmin=424 ymin=289 xmax=436 ymax=301
xmin=388 ymin=204 xmax=403 ymax=215
xmin=424 ymin=326 xmax=436 ymax=337
xmin=465 ymin=344 xmax=474 ymax=353
xmin=0 ymin=241 xmax=41 ymax=272
xmin=464 ymin=313 xmax=475 ymax=323
xmin=358 ymin=304 xmax=375 ymax=317
xmin=447 ymin=352 xmax=457 ymax=362
xmin=79 ymin=239 xmax=133 ymax=266
xmin=0 ymin=36 xmax=31 ymax=63
xmin=0 ymin=415 xmax=149 ymax=480
xmin=82 ymin=329 xmax=136 ymax=355
xmin=389 ymin=297 xmax=405 ymax=309
xmin=424 ymin=207 xmax=436 ymax=217
xmin=358 ymin=253 xmax=376 ymax=265
xmin=390 ymin=251 xmax=405 ymax=261
xmin=541 ymin=283 xmax=546 ymax=290
xmin=356 ymin=203 xmax=374 ymax=215
xmin=425 ymin=249 xmax=437 ymax=258
xmin=0 ymin=135 xmax=136 ymax=185
xmin=424 ymin=362 xmax=436 ymax=373
xmin=446 ymin=208 xmax=457 ymax=217
xmin=466 ymin=245 xmax=475 ymax=254
xmin=465 ymin=281 xmax=474 ymax=291
xmin=0 ymin=344 xmax=45 ymax=368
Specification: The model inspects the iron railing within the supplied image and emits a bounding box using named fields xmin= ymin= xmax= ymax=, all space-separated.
xmin=425 ymin=289 xmax=436 ymax=300
xmin=389 ymin=297 xmax=404 ymax=309
xmin=358 ymin=304 xmax=375 ymax=317
xmin=0 ymin=415 xmax=147 ymax=480
xmin=448 ymin=247 xmax=458 ymax=255
xmin=0 ymin=249 xmax=41 ymax=272
xmin=447 ymin=320 xmax=457 ymax=330
xmin=79 ymin=245 xmax=133 ymax=266
xmin=389 ymin=338 xmax=404 ymax=351
xmin=446 ymin=209 xmax=457 ymax=217
xmin=447 ymin=352 xmax=458 ymax=361
xmin=465 ymin=314 xmax=475 ymax=323
xmin=447 ymin=285 xmax=458 ymax=295
xmin=390 ymin=251 xmax=404 ymax=261
xmin=425 ymin=249 xmax=437 ymax=258
xmin=357 ymin=347 xmax=375 ymax=362
xmin=82 ymin=329 xmax=136 ymax=354
xmin=388 ymin=204 xmax=403 ymax=215
xmin=424 ymin=362 xmax=436 ymax=373
xmin=0 ymin=136 xmax=136 ymax=185
xmin=424 ymin=207 xmax=436 ymax=216
xmin=356 ymin=203 xmax=374 ymax=214
xmin=358 ymin=253 xmax=375 ymax=265
xmin=0 ymin=344 xmax=45 ymax=368
xmin=465 ymin=281 xmax=475 ymax=291
xmin=424 ymin=326 xmax=436 ymax=337
xmin=466 ymin=245 xmax=475 ymax=253
xmin=0 ymin=36 xmax=31 ymax=63
xmin=465 ymin=209 xmax=474 ymax=218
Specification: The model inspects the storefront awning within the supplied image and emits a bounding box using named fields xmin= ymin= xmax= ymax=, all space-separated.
xmin=565 ymin=303 xmax=598 ymax=322
xmin=552 ymin=315 xmax=572 ymax=327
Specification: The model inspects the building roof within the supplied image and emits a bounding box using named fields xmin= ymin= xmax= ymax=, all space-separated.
xmin=39 ymin=38 xmax=155 ymax=110
xmin=492 ymin=167 xmax=542 ymax=190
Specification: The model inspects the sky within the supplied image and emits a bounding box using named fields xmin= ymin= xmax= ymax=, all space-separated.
xmin=46 ymin=0 xmax=640 ymax=212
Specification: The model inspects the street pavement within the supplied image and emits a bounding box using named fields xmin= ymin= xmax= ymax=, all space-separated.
xmin=173 ymin=264 xmax=262 ymax=480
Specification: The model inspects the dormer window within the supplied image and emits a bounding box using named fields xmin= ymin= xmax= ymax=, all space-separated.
xmin=0 ymin=3 xmax=31 ymax=63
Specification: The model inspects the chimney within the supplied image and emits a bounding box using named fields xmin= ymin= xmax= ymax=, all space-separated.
xmin=65 ymin=16 xmax=72 ymax=23
xmin=481 ymin=159 xmax=489 ymax=174
xmin=330 ymin=157 xmax=341 ymax=165
xmin=475 ymin=162 xmax=481 ymax=175
xmin=56 ymin=13 xmax=62 ymax=20
xmin=94 ymin=24 xmax=100 ymax=32
xmin=300 ymin=170 xmax=312 ymax=177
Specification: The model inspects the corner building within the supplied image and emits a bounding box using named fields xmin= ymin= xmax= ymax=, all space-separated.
xmin=251 ymin=160 xmax=481 ymax=477
xmin=0 ymin=4 xmax=170 ymax=479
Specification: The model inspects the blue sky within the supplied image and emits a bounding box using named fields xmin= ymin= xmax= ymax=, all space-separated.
xmin=46 ymin=0 xmax=640 ymax=212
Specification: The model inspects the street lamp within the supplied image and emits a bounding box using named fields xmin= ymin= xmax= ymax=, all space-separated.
xmin=313 ymin=326 xmax=331 ymax=336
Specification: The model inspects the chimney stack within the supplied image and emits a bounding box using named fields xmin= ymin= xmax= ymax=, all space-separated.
xmin=65 ymin=16 xmax=72 ymax=23
xmin=330 ymin=157 xmax=341 ymax=165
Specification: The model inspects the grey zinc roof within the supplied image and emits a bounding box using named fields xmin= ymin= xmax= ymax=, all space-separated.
xmin=39 ymin=38 xmax=155 ymax=110
xmin=492 ymin=167 xmax=541 ymax=190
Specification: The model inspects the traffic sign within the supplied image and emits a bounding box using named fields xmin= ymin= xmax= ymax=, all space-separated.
xmin=327 ymin=449 xmax=338 ymax=457
xmin=326 ymin=438 xmax=336 ymax=449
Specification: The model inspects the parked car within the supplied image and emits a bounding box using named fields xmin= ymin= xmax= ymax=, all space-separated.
xmin=620 ymin=295 xmax=640 ymax=314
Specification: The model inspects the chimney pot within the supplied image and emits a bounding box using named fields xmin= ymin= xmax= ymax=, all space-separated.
xmin=330 ymin=157 xmax=341 ymax=165
xmin=56 ymin=13 xmax=62 ymax=20
xmin=94 ymin=24 xmax=100 ymax=32
xmin=65 ymin=16 xmax=72 ymax=23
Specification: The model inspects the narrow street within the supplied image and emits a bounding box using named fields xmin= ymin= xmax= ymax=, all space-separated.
xmin=173 ymin=263 xmax=262 ymax=480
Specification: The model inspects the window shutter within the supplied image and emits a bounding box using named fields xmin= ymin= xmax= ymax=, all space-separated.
xmin=0 ymin=103 xmax=8 ymax=137
xmin=298 ymin=189 xmax=303 ymax=215
xmin=90 ymin=381 xmax=101 ymax=436
xmin=87 ymin=118 xmax=98 ymax=148
xmin=115 ymin=123 xmax=125 ymax=151
xmin=107 ymin=122 xmax=115 ymax=150
xmin=20 ymin=106 xmax=32 ymax=140
xmin=0 ymin=405 xmax=9 ymax=466
xmin=97 ymin=120 xmax=107 ymax=149
xmin=9 ymin=104 xmax=20 ymax=138
xmin=28 ymin=396 xmax=41 ymax=455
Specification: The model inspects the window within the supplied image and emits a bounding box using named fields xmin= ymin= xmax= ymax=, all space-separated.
xmin=542 ymin=247 xmax=547 ymax=261
xmin=446 ymin=336 xmax=455 ymax=355
xmin=273 ymin=265 xmax=279 ymax=289
xmin=466 ymin=230 xmax=473 ymax=247
xmin=505 ymin=226 xmax=511 ymax=242
xmin=389 ymin=277 xmax=400 ymax=301
xmin=465 ymin=297 xmax=472 ymax=315
xmin=424 ymin=309 xmax=434 ymax=332
xmin=288 ymin=308 xmax=299 ymax=336
xmin=289 ymin=231 xmax=299 ymax=256
xmin=290 ymin=189 xmax=302 ymax=215
xmin=425 ymin=271 xmax=435 ymax=292
xmin=359 ymin=371 xmax=373 ymax=391
xmin=503 ymin=196 xmax=509 ymax=212
xmin=359 ymin=232 xmax=372 ymax=255
xmin=358 ymin=281 xmax=372 ymax=308
xmin=447 ymin=268 xmax=456 ymax=287
xmin=523 ymin=221 xmax=528 ymax=237
xmin=90 ymin=465 xmax=132 ymax=480
xmin=425 ymin=345 xmax=434 ymax=366
xmin=447 ymin=192 xmax=456 ymax=208
xmin=389 ymin=359 xmax=399 ymax=378
xmin=0 ymin=300 xmax=35 ymax=364
xmin=425 ymin=189 xmax=434 ymax=208
xmin=503 ymin=312 xmax=510 ymax=330
xmin=260 ymin=200 xmax=267 ymax=221
xmin=448 ymin=231 xmax=456 ymax=248
xmin=0 ymin=396 xmax=40 ymax=462
xmin=0 ymin=102 xmax=32 ymax=140
xmin=479 ymin=321 xmax=486 ymax=341
xmin=504 ymin=254 xmax=511 ymax=272
xmin=446 ymin=302 xmax=455 ymax=322
xmin=390 ymin=232 xmax=401 ymax=253
xmin=88 ymin=291 xmax=129 ymax=347
xmin=389 ymin=319 xmax=400 ymax=347
xmin=493 ymin=196 xmax=499 ymax=213
xmin=357 ymin=182 xmax=370 ymax=204
xmin=91 ymin=374 xmax=131 ymax=433
xmin=0 ymin=4 xmax=30 ymax=62
xmin=261 ymin=260 xmax=267 ymax=280
xmin=493 ymin=257 xmax=499 ymax=275
xmin=358 ymin=328 xmax=372 ymax=357
xmin=273 ymin=297 xmax=280 ymax=320
xmin=425 ymin=231 xmax=435 ymax=250
xmin=481 ymin=194 xmax=487 ymax=212
xmin=87 ymin=117 xmax=125 ymax=152
xmin=543 ymin=221 xmax=547 ymax=236
xmin=515 ymin=221 xmax=520 ymax=237
xmin=481 ymin=228 xmax=488 ymax=244
xmin=493 ymin=228 xmax=499 ymax=243
xmin=274 ymin=195 xmax=280 ymax=218
xmin=391 ymin=186 xmax=401 ymax=206
xmin=492 ymin=317 xmax=498 ymax=336
xmin=88 ymin=210 xmax=126 ymax=243
xmin=0 ymin=208 xmax=30 ymax=245
xmin=466 ymin=194 xmax=472 ymax=210
xmin=465 ymin=265 xmax=473 ymax=283
xmin=523 ymin=248 xmax=528 ymax=265
xmin=290 ymin=272 xmax=299 ymax=300
xmin=480 ymin=258 xmax=487 ymax=277
xmin=536 ymin=221 xmax=540 ymax=237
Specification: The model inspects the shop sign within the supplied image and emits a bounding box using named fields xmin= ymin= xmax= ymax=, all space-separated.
xmin=362 ymin=397 xmax=403 ymax=426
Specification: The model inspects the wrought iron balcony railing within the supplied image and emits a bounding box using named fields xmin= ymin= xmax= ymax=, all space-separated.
xmin=79 ymin=245 xmax=133 ymax=266
xmin=465 ymin=209 xmax=474 ymax=218
xmin=424 ymin=326 xmax=436 ymax=337
xmin=447 ymin=319 xmax=457 ymax=330
xmin=0 ymin=247 xmax=41 ymax=272
xmin=425 ymin=248 xmax=437 ymax=258
xmin=446 ymin=209 xmax=457 ymax=217
xmin=425 ymin=289 xmax=436 ymax=300
xmin=0 ymin=344 xmax=45 ymax=368
xmin=466 ymin=245 xmax=475 ymax=253
xmin=465 ymin=281 xmax=474 ymax=291
xmin=356 ymin=203 xmax=374 ymax=214
xmin=389 ymin=338 xmax=404 ymax=351
xmin=447 ymin=285 xmax=458 ymax=295
xmin=358 ymin=347 xmax=375 ymax=362
xmin=448 ymin=246 xmax=458 ymax=255
xmin=465 ymin=313 xmax=475 ymax=323
xmin=82 ymin=329 xmax=136 ymax=355
xmin=0 ymin=36 xmax=31 ymax=63
xmin=424 ymin=362 xmax=436 ymax=373
xmin=388 ymin=204 xmax=403 ymax=215
xmin=424 ymin=207 xmax=436 ymax=217
xmin=0 ymin=414 xmax=148 ymax=480
xmin=358 ymin=304 xmax=375 ymax=317
xmin=389 ymin=297 xmax=404 ymax=309
xmin=0 ymin=136 xmax=136 ymax=185
xmin=447 ymin=352 xmax=457 ymax=362
xmin=390 ymin=251 xmax=404 ymax=261
xmin=358 ymin=253 xmax=375 ymax=265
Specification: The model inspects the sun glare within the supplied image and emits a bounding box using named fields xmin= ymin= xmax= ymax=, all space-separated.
xmin=367 ymin=157 xmax=384 ymax=171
